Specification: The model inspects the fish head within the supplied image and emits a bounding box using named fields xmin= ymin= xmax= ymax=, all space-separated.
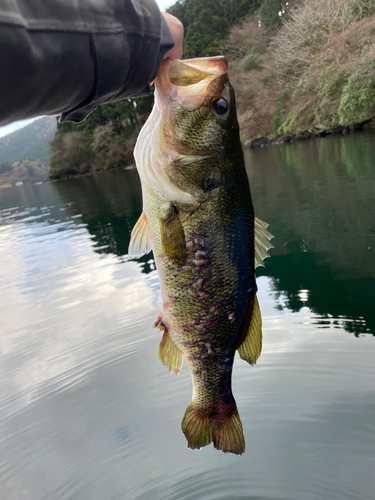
xmin=151 ymin=56 xmax=243 ymax=202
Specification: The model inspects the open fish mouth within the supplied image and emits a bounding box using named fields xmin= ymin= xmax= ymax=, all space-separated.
xmin=156 ymin=56 xmax=230 ymax=112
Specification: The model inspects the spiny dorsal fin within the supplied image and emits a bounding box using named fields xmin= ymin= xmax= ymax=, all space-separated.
xmin=159 ymin=330 xmax=183 ymax=375
xmin=128 ymin=212 xmax=152 ymax=258
xmin=255 ymin=217 xmax=274 ymax=269
xmin=238 ymin=295 xmax=262 ymax=365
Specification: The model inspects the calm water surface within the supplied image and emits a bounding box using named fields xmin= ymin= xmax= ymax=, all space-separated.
xmin=0 ymin=131 xmax=375 ymax=500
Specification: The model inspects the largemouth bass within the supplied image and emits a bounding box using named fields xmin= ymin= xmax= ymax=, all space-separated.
xmin=129 ymin=56 xmax=273 ymax=455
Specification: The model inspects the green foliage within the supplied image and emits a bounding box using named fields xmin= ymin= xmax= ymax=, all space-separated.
xmin=57 ymin=97 xmax=153 ymax=136
xmin=223 ymin=0 xmax=262 ymax=24
xmin=167 ymin=0 xmax=187 ymax=28
xmin=277 ymin=112 xmax=298 ymax=135
xmin=344 ymin=0 xmax=375 ymax=22
xmin=338 ymin=65 xmax=375 ymax=126
xmin=51 ymin=95 xmax=153 ymax=176
xmin=167 ymin=0 xmax=262 ymax=59
xmin=184 ymin=0 xmax=225 ymax=25
xmin=315 ymin=69 xmax=349 ymax=126
xmin=271 ymin=91 xmax=290 ymax=134
xmin=183 ymin=18 xmax=229 ymax=58
xmin=49 ymin=0 xmax=263 ymax=177
xmin=260 ymin=0 xmax=283 ymax=28
xmin=223 ymin=0 xmax=375 ymax=140
xmin=182 ymin=0 xmax=228 ymax=58
xmin=241 ymin=51 xmax=263 ymax=71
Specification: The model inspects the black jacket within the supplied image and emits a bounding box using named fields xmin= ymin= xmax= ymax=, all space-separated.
xmin=0 ymin=0 xmax=174 ymax=126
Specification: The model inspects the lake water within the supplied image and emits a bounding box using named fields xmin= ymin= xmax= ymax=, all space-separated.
xmin=0 ymin=130 xmax=374 ymax=500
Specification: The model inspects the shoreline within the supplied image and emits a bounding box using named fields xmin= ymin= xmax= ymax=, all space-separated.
xmin=243 ymin=119 xmax=374 ymax=150
xmin=44 ymin=164 xmax=136 ymax=184
xmin=45 ymin=121 xmax=374 ymax=183
xmin=2 ymin=121 xmax=373 ymax=188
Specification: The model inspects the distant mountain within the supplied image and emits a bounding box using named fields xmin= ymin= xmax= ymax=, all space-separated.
xmin=0 ymin=116 xmax=57 ymax=162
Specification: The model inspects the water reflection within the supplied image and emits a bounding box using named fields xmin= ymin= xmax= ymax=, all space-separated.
xmin=1 ymin=131 xmax=375 ymax=500
xmin=53 ymin=169 xmax=142 ymax=257
xmin=246 ymin=130 xmax=375 ymax=336
xmin=52 ymin=169 xmax=156 ymax=274
xmin=1 ymin=132 xmax=375 ymax=335
xmin=47 ymin=130 xmax=375 ymax=336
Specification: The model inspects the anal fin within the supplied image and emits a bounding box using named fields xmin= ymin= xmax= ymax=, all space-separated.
xmin=159 ymin=330 xmax=183 ymax=375
xmin=128 ymin=212 xmax=152 ymax=258
xmin=238 ymin=295 xmax=262 ymax=365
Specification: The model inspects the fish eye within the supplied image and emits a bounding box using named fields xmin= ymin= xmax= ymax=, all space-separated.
xmin=211 ymin=97 xmax=229 ymax=115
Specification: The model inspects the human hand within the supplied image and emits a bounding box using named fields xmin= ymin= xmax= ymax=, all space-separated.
xmin=161 ymin=12 xmax=184 ymax=61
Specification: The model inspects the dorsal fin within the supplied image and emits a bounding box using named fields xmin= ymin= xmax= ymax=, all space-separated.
xmin=254 ymin=217 xmax=274 ymax=269
xmin=128 ymin=212 xmax=152 ymax=258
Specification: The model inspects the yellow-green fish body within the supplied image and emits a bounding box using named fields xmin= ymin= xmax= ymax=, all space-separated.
xmin=129 ymin=57 xmax=273 ymax=455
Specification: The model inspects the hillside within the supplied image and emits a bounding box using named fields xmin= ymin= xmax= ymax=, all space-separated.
xmin=0 ymin=159 xmax=49 ymax=188
xmin=226 ymin=0 xmax=375 ymax=144
xmin=46 ymin=0 xmax=375 ymax=178
xmin=0 ymin=116 xmax=56 ymax=163
xmin=48 ymin=0 xmax=263 ymax=178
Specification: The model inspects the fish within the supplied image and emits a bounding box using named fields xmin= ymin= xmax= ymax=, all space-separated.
xmin=128 ymin=56 xmax=274 ymax=455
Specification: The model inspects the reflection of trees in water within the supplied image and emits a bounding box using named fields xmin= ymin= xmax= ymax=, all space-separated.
xmin=246 ymin=130 xmax=375 ymax=336
xmin=49 ymin=131 xmax=375 ymax=333
xmin=52 ymin=169 xmax=155 ymax=274
xmin=262 ymin=252 xmax=373 ymax=336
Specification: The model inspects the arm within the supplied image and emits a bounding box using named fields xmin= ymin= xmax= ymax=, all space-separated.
xmin=0 ymin=0 xmax=178 ymax=126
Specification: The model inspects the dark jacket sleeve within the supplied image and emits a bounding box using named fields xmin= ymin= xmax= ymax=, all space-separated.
xmin=0 ymin=0 xmax=174 ymax=126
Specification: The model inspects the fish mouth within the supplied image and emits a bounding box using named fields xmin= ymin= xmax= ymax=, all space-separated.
xmin=169 ymin=56 xmax=228 ymax=86
xmin=155 ymin=56 xmax=229 ymax=111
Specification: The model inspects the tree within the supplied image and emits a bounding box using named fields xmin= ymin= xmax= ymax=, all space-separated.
xmin=48 ymin=0 xmax=264 ymax=177
xmin=260 ymin=0 xmax=284 ymax=28
xmin=167 ymin=0 xmax=187 ymax=28
xmin=168 ymin=0 xmax=262 ymax=59
xmin=49 ymin=132 xmax=92 ymax=176
xmin=223 ymin=0 xmax=262 ymax=25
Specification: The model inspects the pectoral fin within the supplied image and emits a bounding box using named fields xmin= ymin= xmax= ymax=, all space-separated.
xmin=128 ymin=212 xmax=152 ymax=258
xmin=238 ymin=295 xmax=262 ymax=365
xmin=254 ymin=217 xmax=274 ymax=269
xmin=159 ymin=331 xmax=183 ymax=375
xmin=159 ymin=202 xmax=186 ymax=264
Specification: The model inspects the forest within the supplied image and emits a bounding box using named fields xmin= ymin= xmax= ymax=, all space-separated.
xmin=48 ymin=0 xmax=375 ymax=177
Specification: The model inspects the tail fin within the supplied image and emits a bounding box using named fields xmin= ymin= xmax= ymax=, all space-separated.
xmin=181 ymin=403 xmax=245 ymax=455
